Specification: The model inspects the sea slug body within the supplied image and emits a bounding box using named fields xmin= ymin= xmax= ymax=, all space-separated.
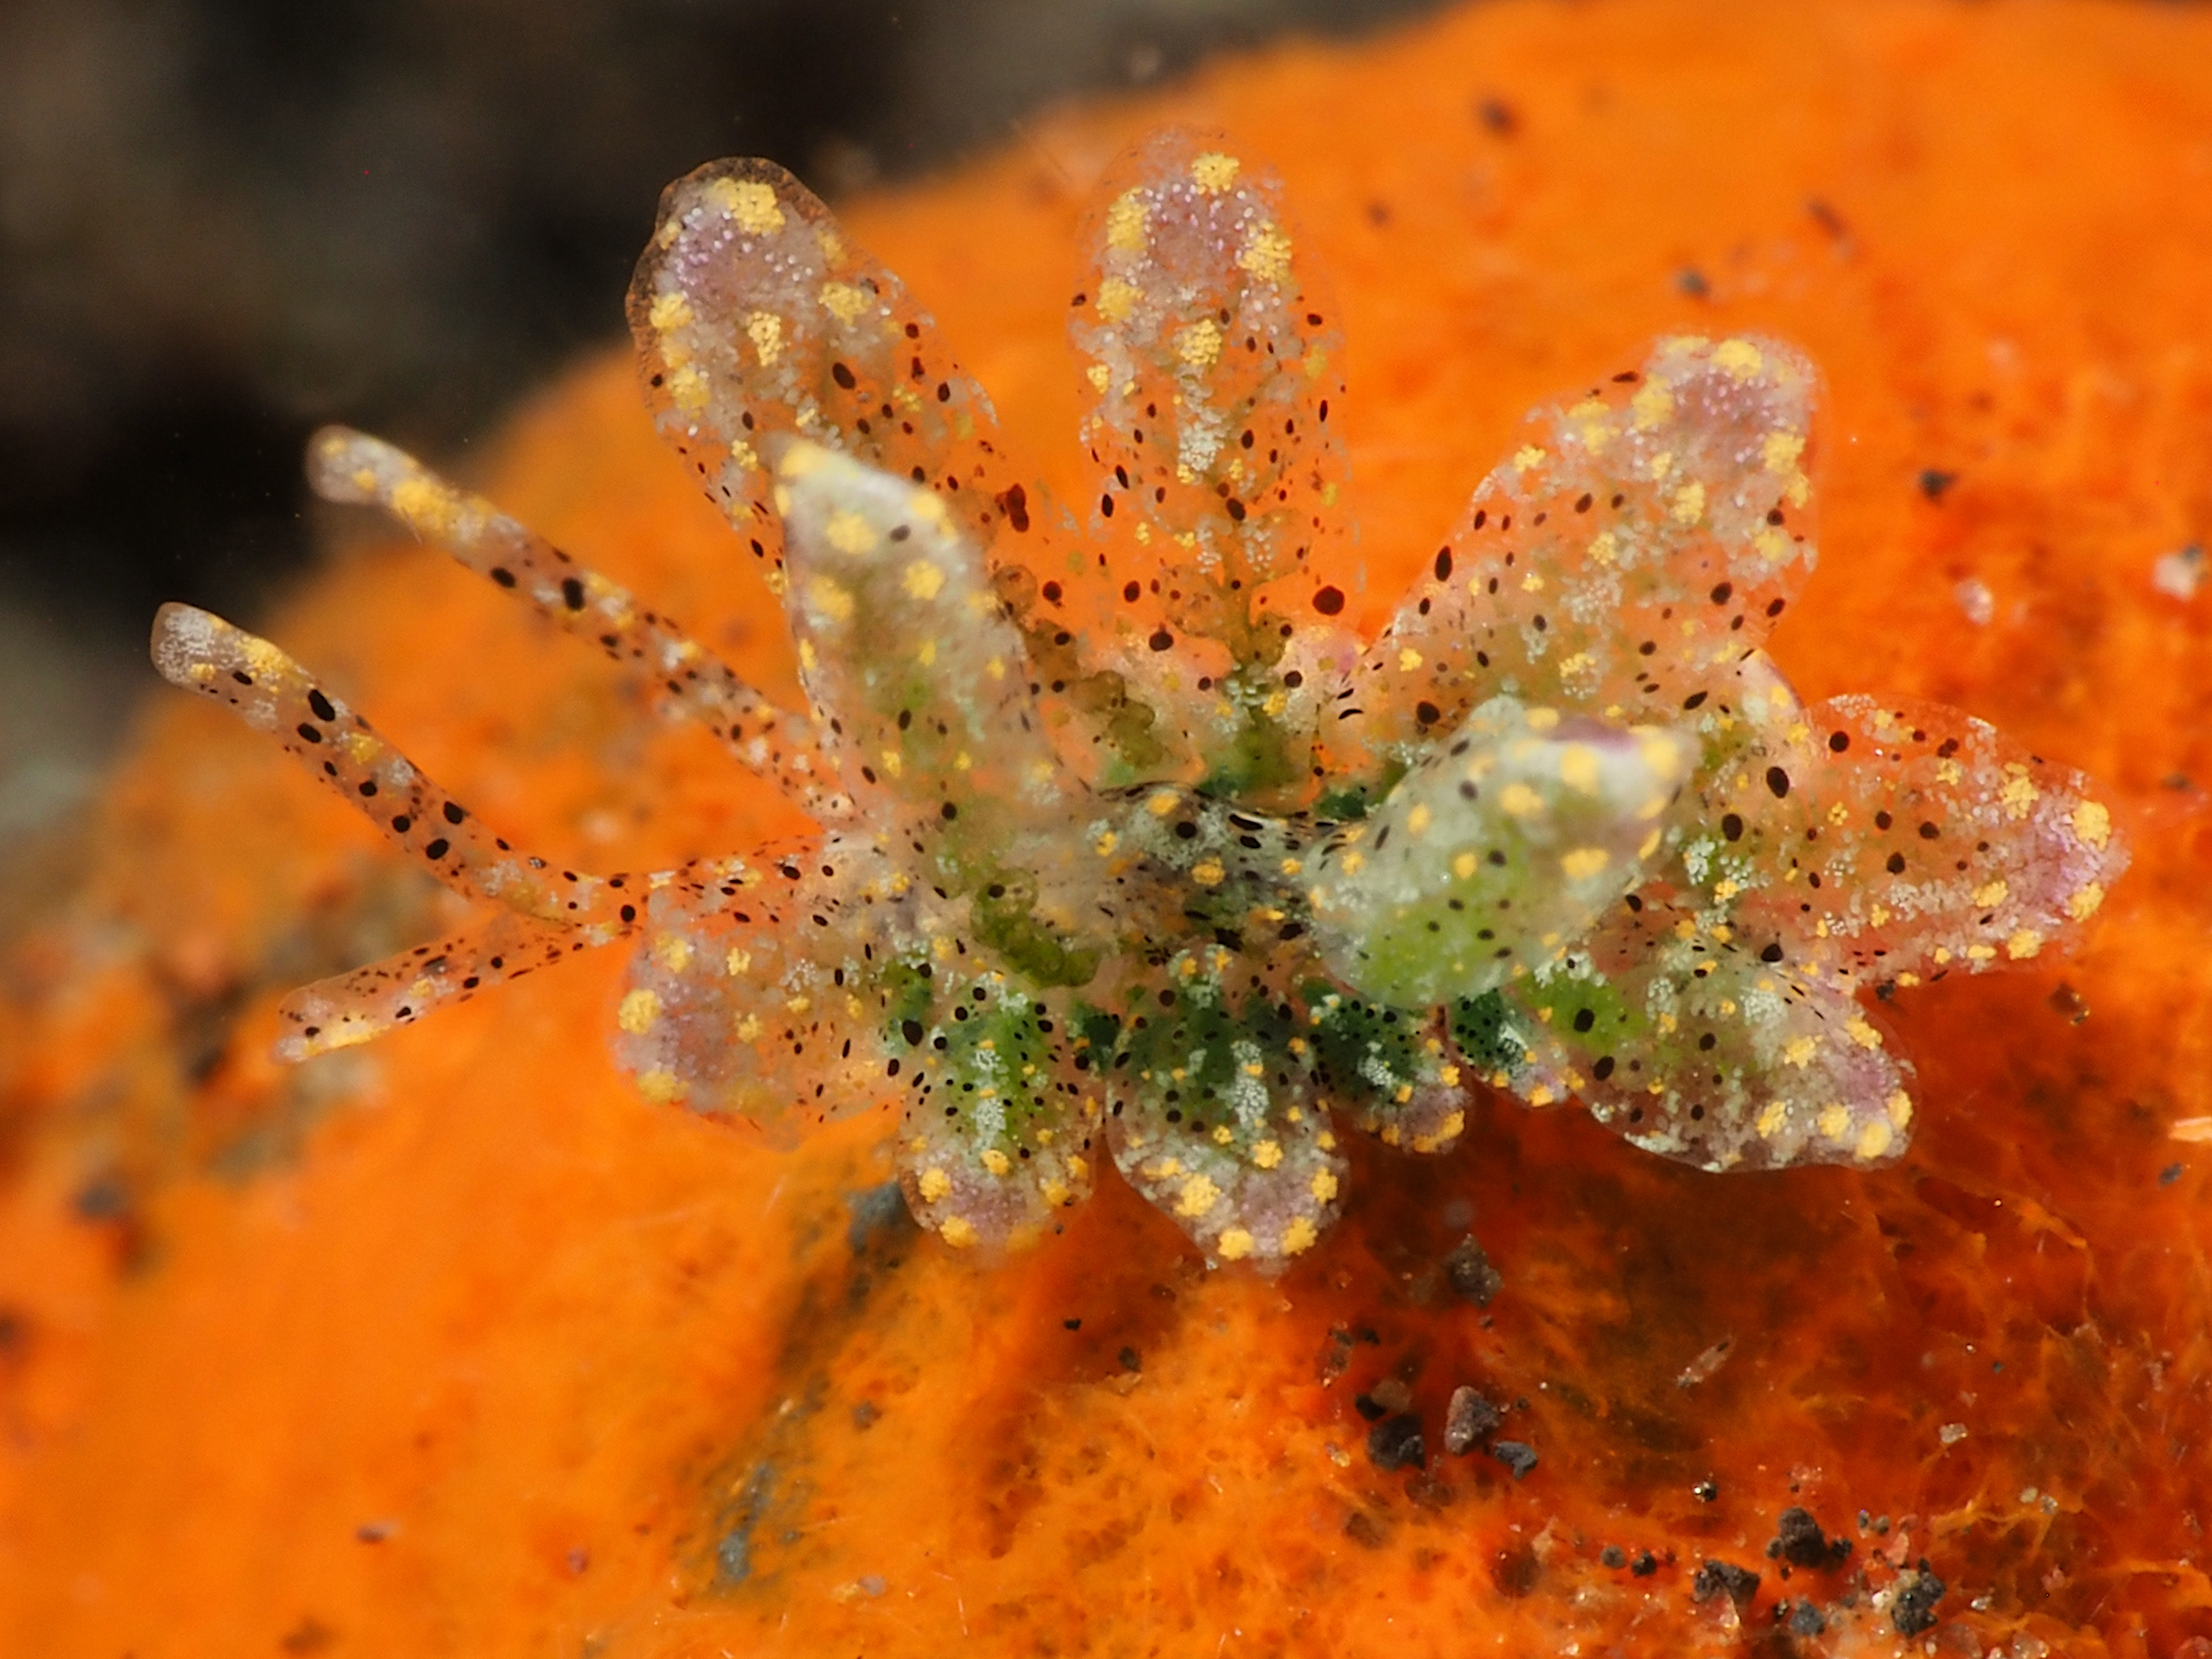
xmin=151 ymin=129 xmax=2128 ymax=1271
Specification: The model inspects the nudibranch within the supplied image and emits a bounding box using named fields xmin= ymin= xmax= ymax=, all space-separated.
xmin=151 ymin=130 xmax=2126 ymax=1271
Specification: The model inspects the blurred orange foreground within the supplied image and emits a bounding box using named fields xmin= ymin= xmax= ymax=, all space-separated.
xmin=8 ymin=1 xmax=2212 ymax=1652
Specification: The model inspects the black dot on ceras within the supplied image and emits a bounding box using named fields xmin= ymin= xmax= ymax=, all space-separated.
xmin=490 ymin=567 xmax=518 ymax=589
xmin=1313 ymin=585 xmax=1346 ymax=615
xmin=1766 ymin=766 xmax=1791 ymax=799
xmin=442 ymin=801 xmax=466 ymax=824
xmin=1720 ymin=813 xmax=1745 ymax=841
xmin=830 ymin=361 xmax=856 ymax=390
xmin=561 ymin=577 xmax=587 ymax=611
xmin=1415 ymin=701 xmax=1441 ymax=727
xmin=1434 ymin=547 xmax=1454 ymax=581
xmin=306 ymin=688 xmax=337 ymax=723
xmin=1572 ymin=1007 xmax=1595 ymax=1032
xmin=1148 ymin=629 xmax=1175 ymax=651
xmin=1709 ymin=582 xmax=1733 ymax=604
xmin=295 ymin=723 xmax=323 ymax=744
xmin=1759 ymin=942 xmax=1784 ymax=963
xmin=1886 ymin=851 xmax=1908 ymax=874
xmin=390 ymin=814 xmax=413 ymax=835
xmin=1828 ymin=729 xmax=1851 ymax=753
xmin=940 ymin=802 xmax=959 ymax=821
xmin=423 ymin=839 xmax=450 ymax=861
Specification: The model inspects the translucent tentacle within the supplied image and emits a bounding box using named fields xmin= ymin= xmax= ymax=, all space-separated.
xmin=770 ymin=440 xmax=1084 ymax=882
xmin=1747 ymin=694 xmax=2129 ymax=985
xmin=306 ymin=426 xmax=849 ymax=822
xmin=274 ymin=909 xmax=608 ymax=1061
xmin=1102 ymin=954 xmax=1345 ymax=1271
xmin=151 ymin=603 xmax=635 ymax=930
xmin=609 ymin=839 xmax=925 ymax=1137
xmin=1307 ymin=697 xmax=1692 ymax=1010
xmin=1072 ymin=129 xmax=1356 ymax=797
xmin=1509 ymin=944 xmax=1915 ymax=1172
xmin=889 ymin=972 xmax=1102 ymax=1251
xmin=1345 ymin=334 xmax=1821 ymax=772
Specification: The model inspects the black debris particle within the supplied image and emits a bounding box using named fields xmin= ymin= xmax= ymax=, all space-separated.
xmin=1367 ymin=1413 xmax=1427 ymax=1472
xmin=1693 ymin=1477 xmax=1720 ymax=1503
xmin=1476 ymin=96 xmax=1519 ymax=136
xmin=278 ymin=1616 xmax=338 ymax=1655
xmin=844 ymin=1180 xmax=913 ymax=1253
xmin=1677 ymin=266 xmax=1711 ymax=299
xmin=2162 ymin=1162 xmax=2185 ymax=1187
xmin=1918 ymin=468 xmax=1958 ymax=502
xmin=1789 ymin=1598 xmax=1827 ymax=1638
xmin=1492 ymin=1439 xmax=1539 ymax=1480
xmin=1491 ymin=1540 xmax=1541 ymax=1597
xmin=1692 ymin=1559 xmax=1761 ymax=1607
xmin=1343 ymin=1509 xmax=1388 ymax=1548
xmin=1117 ymin=1346 xmax=1142 ymax=1374
xmin=354 ymin=1519 xmax=395 ymax=1543
xmin=1352 ymin=1393 xmax=1388 ymax=1422
xmin=1443 ymin=1384 xmax=1501 ymax=1454
xmin=1444 ymin=1235 xmax=1504 ymax=1306
xmin=1061 ymin=1317 xmax=1082 ymax=1331
xmin=2048 ymin=981 xmax=2090 ymax=1024
xmin=1891 ymin=1563 xmax=1946 ymax=1636
xmin=1767 ymin=1506 xmax=1851 ymax=1570
xmin=1600 ymin=1545 xmax=1626 ymax=1569
xmin=1631 ymin=1551 xmax=1659 ymax=1577
xmin=851 ymin=1400 xmax=881 ymax=1430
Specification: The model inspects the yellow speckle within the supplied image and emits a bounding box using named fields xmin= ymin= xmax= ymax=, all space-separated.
xmin=652 ymin=933 xmax=692 ymax=974
xmin=1398 ymin=647 xmax=1424 ymax=672
xmin=1630 ymin=378 xmax=1675 ymax=430
xmin=1106 ymin=187 xmax=1150 ymax=250
xmin=2068 ymin=882 xmax=2105 ymax=921
xmin=1671 ymin=481 xmax=1707 ymax=524
xmin=1175 ymin=1173 xmax=1224 ymax=1218
xmin=388 ymin=475 xmax=461 ymax=537
xmin=1249 ymin=1140 xmax=1284 ymax=1172
xmin=1846 ymin=1017 xmax=1882 ymax=1050
xmin=1557 ymin=745 xmax=1600 ymax=793
xmin=1819 ymin=1103 xmax=1852 ymax=1141
xmin=1236 ymin=220 xmax=1293 ymax=284
xmin=877 ymin=748 xmax=903 ymax=779
xmin=916 ymin=1167 xmax=952 ymax=1203
xmin=724 ymin=946 xmax=752 ymax=976
xmin=2072 ymin=798 xmax=2112 ymax=849
xmin=708 ymin=176 xmax=785 ymax=234
xmin=617 ymin=988 xmax=661 ymax=1035
xmin=1097 ymin=276 xmax=1140 ymax=323
xmin=1756 ymin=1101 xmax=1788 ymax=1139
xmin=1520 ymin=571 xmax=1546 ymax=592
xmin=1308 ymin=1169 xmax=1339 ymax=1204
xmin=1214 ymin=1227 xmax=1255 ymax=1261
xmin=1281 ymin=1217 xmax=1319 ymax=1255
xmin=1888 ymin=1090 xmax=1914 ymax=1129
xmin=981 ymin=1149 xmax=1011 ymax=1177
xmin=648 ymin=291 xmax=693 ymax=332
xmin=1498 ymin=782 xmax=1544 ymax=818
xmin=1087 ymin=361 xmax=1111 ymax=392
xmin=1190 ymin=859 xmax=1225 ymax=887
xmin=1514 ymin=445 xmax=1546 ymax=471
xmin=1405 ymin=803 xmax=1433 ymax=836
xmin=1762 ymin=430 xmax=1805 ymax=473
xmin=636 ymin=1069 xmax=687 ymax=1104
xmin=1967 ymin=943 xmax=1998 ymax=962
xmin=806 ymin=575 xmax=856 ymax=623
xmin=901 ymin=559 xmax=947 ymax=601
xmin=938 ymin=1216 xmax=977 ymax=1249
xmin=1190 ymin=151 xmax=1241 ymax=193
xmin=1856 ymin=1119 xmax=1894 ymax=1160
xmin=2000 ymin=766 xmax=2041 ymax=820
xmin=1784 ymin=1036 xmax=1818 ymax=1068
xmin=745 ymin=310 xmax=784 ymax=366
xmin=818 ymin=282 xmax=871 ymax=324
xmin=1148 ymin=790 xmax=1181 ymax=817
xmin=1973 ymin=879 xmax=2010 ymax=908
xmin=1451 ymin=851 xmax=1479 ymax=880
xmin=1177 ymin=317 xmax=1223 ymax=368
xmin=2005 ymin=928 xmax=2044 ymax=960
xmin=1560 ymin=847 xmax=1609 ymax=881
xmin=1714 ymin=338 xmax=1765 ymax=378
xmin=1094 ymin=830 xmax=1119 ymax=857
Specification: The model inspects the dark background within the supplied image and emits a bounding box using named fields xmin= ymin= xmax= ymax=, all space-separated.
xmin=0 ymin=0 xmax=1447 ymax=848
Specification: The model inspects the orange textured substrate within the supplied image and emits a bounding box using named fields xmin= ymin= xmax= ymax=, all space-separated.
xmin=7 ymin=1 xmax=2212 ymax=1652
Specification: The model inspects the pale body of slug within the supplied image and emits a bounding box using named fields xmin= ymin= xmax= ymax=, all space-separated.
xmin=152 ymin=130 xmax=2127 ymax=1270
